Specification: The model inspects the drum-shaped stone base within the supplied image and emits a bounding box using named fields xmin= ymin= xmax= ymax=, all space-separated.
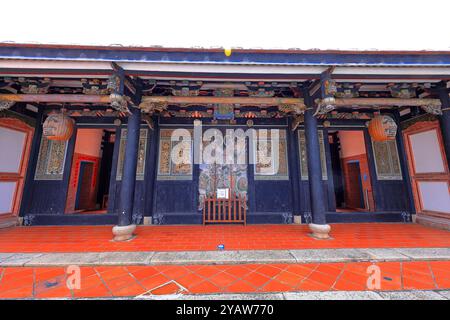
xmin=309 ymin=223 xmax=331 ymax=239
xmin=112 ymin=224 xmax=136 ymax=241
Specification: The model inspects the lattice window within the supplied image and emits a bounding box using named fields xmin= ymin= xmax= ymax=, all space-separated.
xmin=157 ymin=129 xmax=193 ymax=180
xmin=298 ymin=130 xmax=328 ymax=180
xmin=371 ymin=139 xmax=402 ymax=180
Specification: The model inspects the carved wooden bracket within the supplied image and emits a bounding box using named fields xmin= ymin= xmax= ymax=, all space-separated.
xmin=0 ymin=100 xmax=15 ymax=111
xmin=139 ymin=101 xmax=169 ymax=114
xmin=421 ymin=104 xmax=442 ymax=115
xmin=314 ymin=97 xmax=336 ymax=116
xmin=291 ymin=115 xmax=304 ymax=131
xmin=278 ymin=103 xmax=305 ymax=115
xmin=109 ymin=93 xmax=130 ymax=113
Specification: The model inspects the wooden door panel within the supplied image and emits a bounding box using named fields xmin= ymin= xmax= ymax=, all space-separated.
xmin=0 ymin=119 xmax=34 ymax=219
xmin=403 ymin=121 xmax=450 ymax=219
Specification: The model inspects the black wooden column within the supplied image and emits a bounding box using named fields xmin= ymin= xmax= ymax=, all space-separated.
xmin=303 ymin=89 xmax=327 ymax=226
xmin=20 ymin=106 xmax=44 ymax=218
xmin=117 ymin=106 xmax=141 ymax=226
xmin=438 ymin=86 xmax=450 ymax=168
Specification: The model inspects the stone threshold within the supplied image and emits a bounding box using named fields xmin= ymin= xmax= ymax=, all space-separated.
xmin=0 ymin=247 xmax=449 ymax=267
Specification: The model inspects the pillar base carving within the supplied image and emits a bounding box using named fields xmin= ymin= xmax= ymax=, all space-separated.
xmin=308 ymin=223 xmax=331 ymax=239
xmin=112 ymin=224 xmax=136 ymax=241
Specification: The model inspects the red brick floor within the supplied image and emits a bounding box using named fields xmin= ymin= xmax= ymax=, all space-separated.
xmin=0 ymin=261 xmax=449 ymax=298
xmin=0 ymin=223 xmax=449 ymax=253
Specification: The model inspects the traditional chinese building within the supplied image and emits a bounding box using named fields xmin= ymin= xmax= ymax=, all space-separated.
xmin=0 ymin=44 xmax=449 ymax=240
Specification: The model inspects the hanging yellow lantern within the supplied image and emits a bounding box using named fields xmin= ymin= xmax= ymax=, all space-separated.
xmin=224 ymin=48 xmax=232 ymax=57
xmin=43 ymin=112 xmax=75 ymax=141
xmin=368 ymin=115 xmax=397 ymax=142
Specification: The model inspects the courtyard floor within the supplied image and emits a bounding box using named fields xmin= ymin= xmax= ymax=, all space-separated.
xmin=0 ymin=223 xmax=449 ymax=253
xmin=0 ymin=260 xmax=449 ymax=299
xmin=0 ymin=223 xmax=449 ymax=299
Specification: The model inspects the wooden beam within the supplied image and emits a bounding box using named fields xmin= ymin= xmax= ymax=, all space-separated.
xmin=0 ymin=94 xmax=110 ymax=104
xmin=0 ymin=94 xmax=441 ymax=110
xmin=334 ymin=98 xmax=441 ymax=107
xmin=140 ymin=96 xmax=305 ymax=106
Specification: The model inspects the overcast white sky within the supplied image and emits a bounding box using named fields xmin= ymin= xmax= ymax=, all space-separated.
xmin=1 ymin=0 xmax=449 ymax=51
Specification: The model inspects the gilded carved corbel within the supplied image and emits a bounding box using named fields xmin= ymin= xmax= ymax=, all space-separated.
xmin=291 ymin=115 xmax=304 ymax=131
xmin=139 ymin=101 xmax=169 ymax=114
xmin=314 ymin=97 xmax=336 ymax=116
xmin=109 ymin=93 xmax=130 ymax=113
xmin=0 ymin=100 xmax=15 ymax=111
xmin=141 ymin=114 xmax=154 ymax=130
xmin=278 ymin=103 xmax=305 ymax=115
xmin=421 ymin=104 xmax=443 ymax=115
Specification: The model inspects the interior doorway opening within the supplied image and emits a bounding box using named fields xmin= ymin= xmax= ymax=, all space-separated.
xmin=65 ymin=128 xmax=115 ymax=214
xmin=328 ymin=130 xmax=375 ymax=212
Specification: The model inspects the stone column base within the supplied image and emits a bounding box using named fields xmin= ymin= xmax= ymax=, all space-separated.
xmin=112 ymin=224 xmax=136 ymax=241
xmin=308 ymin=223 xmax=331 ymax=239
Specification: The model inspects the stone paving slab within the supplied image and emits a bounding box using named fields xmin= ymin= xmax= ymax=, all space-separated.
xmin=394 ymin=248 xmax=450 ymax=260
xmin=438 ymin=291 xmax=450 ymax=299
xmin=21 ymin=252 xmax=154 ymax=266
xmin=365 ymin=248 xmax=410 ymax=261
xmin=150 ymin=250 xmax=296 ymax=265
xmin=135 ymin=291 xmax=448 ymax=300
xmin=139 ymin=293 xmax=285 ymax=300
xmin=96 ymin=252 xmax=153 ymax=265
xmin=1 ymin=253 xmax=43 ymax=266
xmin=284 ymin=291 xmax=383 ymax=300
xmin=378 ymin=290 xmax=447 ymax=300
xmin=289 ymin=248 xmax=372 ymax=263
xmin=23 ymin=253 xmax=101 ymax=266
xmin=0 ymin=253 xmax=15 ymax=264
xmin=0 ymin=247 xmax=449 ymax=267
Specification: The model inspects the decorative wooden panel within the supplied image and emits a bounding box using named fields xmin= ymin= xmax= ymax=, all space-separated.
xmin=157 ymin=129 xmax=193 ymax=180
xmin=35 ymin=137 xmax=68 ymax=180
xmin=298 ymin=130 xmax=327 ymax=180
xmin=254 ymin=129 xmax=289 ymax=180
xmin=116 ymin=128 xmax=148 ymax=181
xmin=371 ymin=140 xmax=402 ymax=180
